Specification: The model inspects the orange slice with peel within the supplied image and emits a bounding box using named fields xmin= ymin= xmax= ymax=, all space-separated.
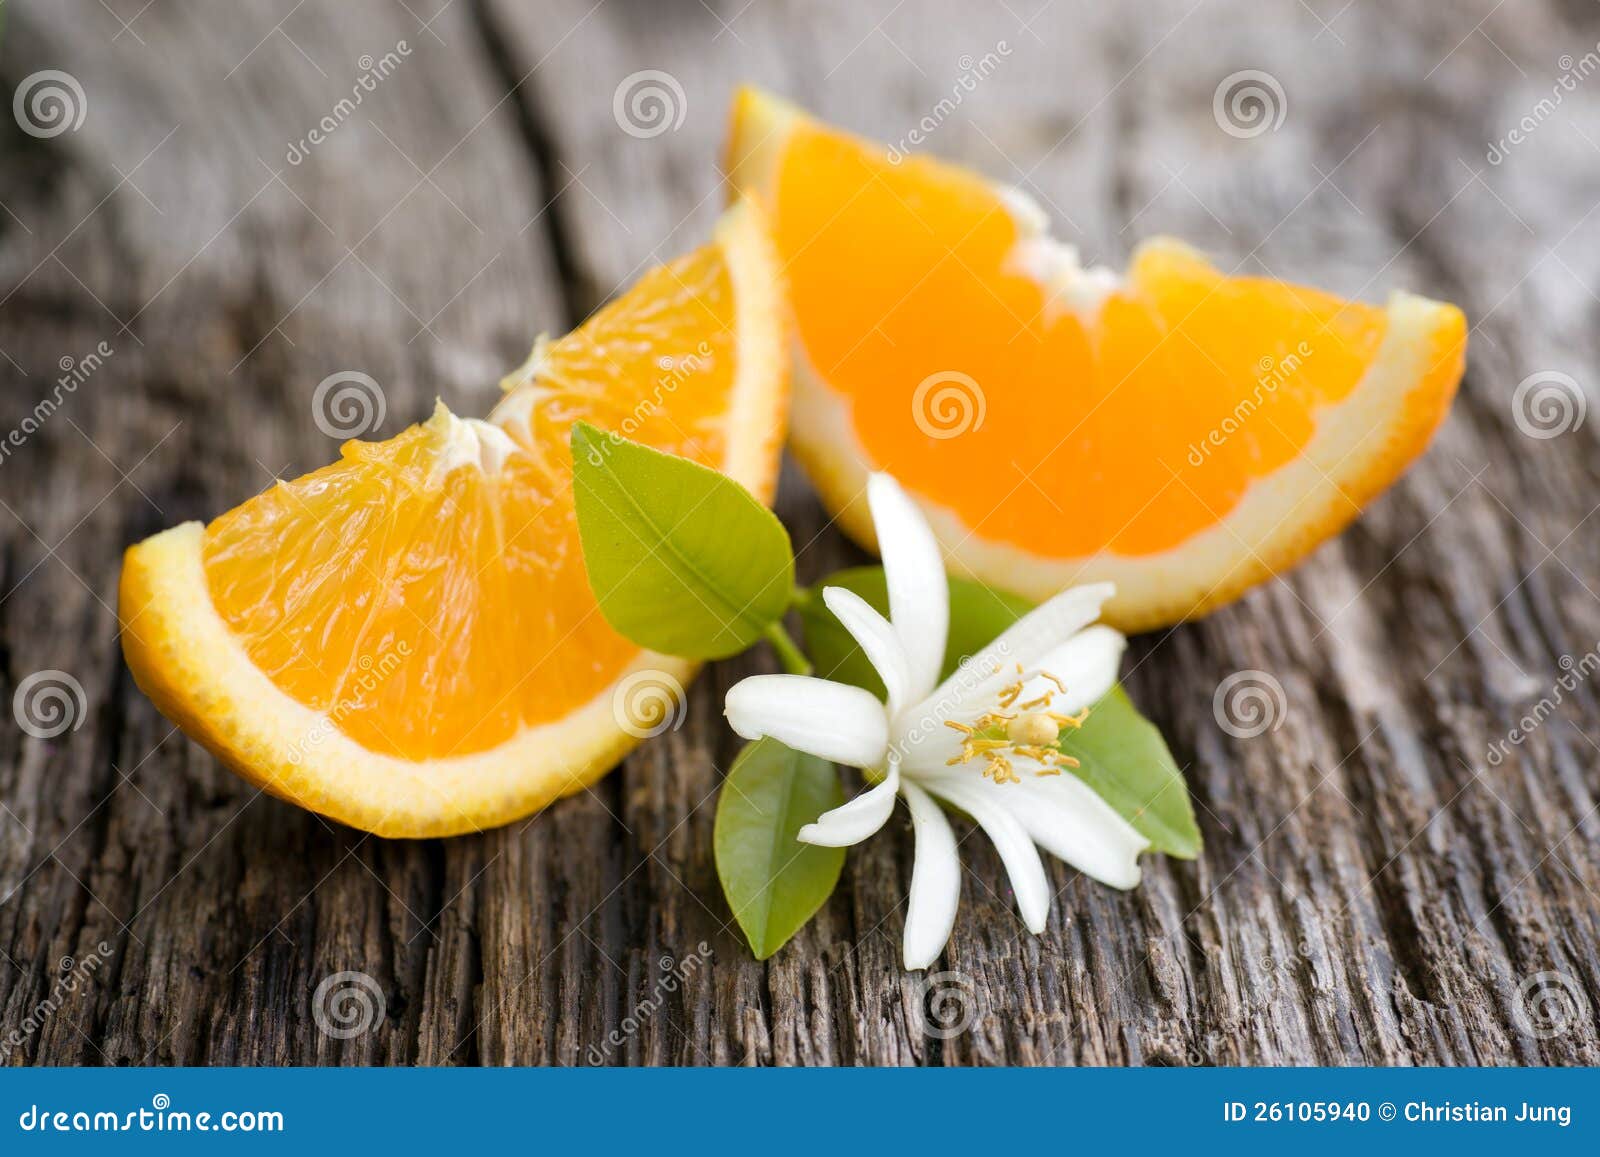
xmin=119 ymin=201 xmax=786 ymax=838
xmin=725 ymin=88 xmax=1466 ymax=631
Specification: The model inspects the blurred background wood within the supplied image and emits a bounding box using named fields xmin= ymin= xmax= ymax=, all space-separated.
xmin=2 ymin=0 xmax=1599 ymax=1065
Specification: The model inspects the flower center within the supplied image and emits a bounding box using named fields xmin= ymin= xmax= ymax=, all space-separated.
xmin=943 ymin=669 xmax=1089 ymax=785
xmin=1006 ymin=712 xmax=1060 ymax=746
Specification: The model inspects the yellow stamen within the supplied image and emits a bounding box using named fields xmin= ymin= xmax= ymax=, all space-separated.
xmin=944 ymin=669 xmax=1098 ymax=786
xmin=1047 ymin=708 xmax=1091 ymax=729
xmin=983 ymin=754 xmax=1020 ymax=785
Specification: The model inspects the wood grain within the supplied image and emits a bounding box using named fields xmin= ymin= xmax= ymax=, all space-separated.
xmin=2 ymin=0 xmax=1599 ymax=1065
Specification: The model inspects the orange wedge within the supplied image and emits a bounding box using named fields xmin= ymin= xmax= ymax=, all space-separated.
xmin=726 ymin=88 xmax=1466 ymax=631
xmin=119 ymin=202 xmax=787 ymax=837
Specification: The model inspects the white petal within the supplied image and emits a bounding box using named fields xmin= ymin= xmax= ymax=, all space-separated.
xmin=891 ymin=708 xmax=970 ymax=775
xmin=725 ymin=674 xmax=888 ymax=768
xmin=992 ymin=772 xmax=1147 ymax=889
xmin=797 ymin=754 xmax=900 ymax=847
xmin=900 ymin=779 xmax=961 ymax=970
xmin=869 ymin=473 xmax=948 ymax=702
xmin=822 ymin=586 xmax=914 ymax=718
xmin=893 ymin=625 xmax=1125 ymax=778
xmin=1021 ymin=625 xmax=1126 ymax=714
xmin=922 ymin=582 xmax=1115 ymax=710
xmin=924 ymin=780 xmax=1051 ymax=934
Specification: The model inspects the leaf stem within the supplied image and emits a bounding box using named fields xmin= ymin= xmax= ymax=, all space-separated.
xmin=764 ymin=621 xmax=813 ymax=676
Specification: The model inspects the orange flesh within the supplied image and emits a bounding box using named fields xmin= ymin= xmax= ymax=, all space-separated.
xmin=772 ymin=125 xmax=1397 ymax=556
xmin=203 ymin=246 xmax=739 ymax=761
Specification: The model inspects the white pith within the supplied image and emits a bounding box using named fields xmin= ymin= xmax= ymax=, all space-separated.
xmin=428 ymin=404 xmax=521 ymax=477
xmin=998 ymin=185 xmax=1121 ymax=322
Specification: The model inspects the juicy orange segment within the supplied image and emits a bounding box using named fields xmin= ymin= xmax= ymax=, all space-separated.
xmin=727 ymin=87 xmax=1466 ymax=629
xmin=119 ymin=201 xmax=787 ymax=836
xmin=202 ymin=243 xmax=745 ymax=762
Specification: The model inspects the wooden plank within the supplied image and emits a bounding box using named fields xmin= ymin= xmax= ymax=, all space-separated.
xmin=2 ymin=0 xmax=1598 ymax=1066
xmin=468 ymin=0 xmax=1600 ymax=1065
xmin=0 ymin=0 xmax=570 ymax=1066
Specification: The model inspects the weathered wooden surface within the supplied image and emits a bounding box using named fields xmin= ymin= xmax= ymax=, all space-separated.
xmin=2 ymin=0 xmax=1599 ymax=1065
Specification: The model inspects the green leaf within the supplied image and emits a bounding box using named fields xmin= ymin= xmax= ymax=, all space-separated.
xmin=798 ymin=565 xmax=1033 ymax=696
xmin=715 ymin=738 xmax=846 ymax=959
xmin=571 ymin=422 xmax=795 ymax=659
xmin=1058 ymin=687 xmax=1201 ymax=858
xmin=799 ymin=565 xmax=1200 ymax=857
